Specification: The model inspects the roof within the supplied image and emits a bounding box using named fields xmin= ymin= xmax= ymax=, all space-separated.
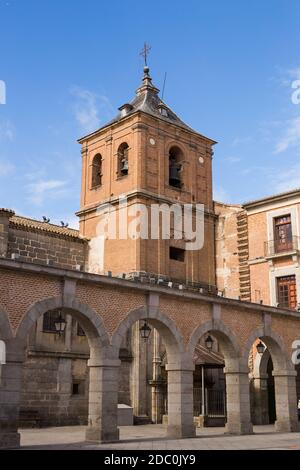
xmin=8 ymin=213 xmax=86 ymax=241
xmin=78 ymin=67 xmax=217 ymax=144
xmin=193 ymin=344 xmax=224 ymax=366
xmin=243 ymin=187 xmax=300 ymax=209
xmin=0 ymin=208 xmax=15 ymax=216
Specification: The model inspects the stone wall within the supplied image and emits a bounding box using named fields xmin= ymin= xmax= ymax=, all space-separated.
xmin=19 ymin=319 xmax=133 ymax=428
xmin=20 ymin=352 xmax=132 ymax=428
xmin=214 ymin=201 xmax=245 ymax=300
xmin=20 ymin=355 xmax=89 ymax=427
xmin=8 ymin=227 xmax=86 ymax=271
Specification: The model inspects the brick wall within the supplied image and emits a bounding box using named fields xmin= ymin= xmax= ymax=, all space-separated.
xmin=78 ymin=110 xmax=216 ymax=286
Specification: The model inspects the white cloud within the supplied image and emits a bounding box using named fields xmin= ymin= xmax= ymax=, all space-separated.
xmin=70 ymin=86 xmax=113 ymax=134
xmin=0 ymin=119 xmax=15 ymax=141
xmin=0 ymin=160 xmax=14 ymax=176
xmin=26 ymin=179 xmax=68 ymax=206
xmin=270 ymin=163 xmax=300 ymax=193
xmin=274 ymin=116 xmax=300 ymax=154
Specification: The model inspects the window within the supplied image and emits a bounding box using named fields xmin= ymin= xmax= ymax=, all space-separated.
xmin=170 ymin=246 xmax=185 ymax=262
xmin=72 ymin=381 xmax=85 ymax=396
xmin=77 ymin=322 xmax=86 ymax=336
xmin=277 ymin=275 xmax=297 ymax=309
xmin=42 ymin=310 xmax=64 ymax=333
xmin=117 ymin=143 xmax=129 ymax=177
xmin=169 ymin=146 xmax=183 ymax=188
xmin=158 ymin=105 xmax=168 ymax=117
xmin=91 ymin=154 xmax=102 ymax=188
xmin=274 ymin=215 xmax=292 ymax=253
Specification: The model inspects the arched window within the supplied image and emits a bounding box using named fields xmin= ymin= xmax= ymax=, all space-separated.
xmin=169 ymin=146 xmax=183 ymax=188
xmin=91 ymin=154 xmax=102 ymax=188
xmin=0 ymin=340 xmax=6 ymax=365
xmin=117 ymin=143 xmax=129 ymax=177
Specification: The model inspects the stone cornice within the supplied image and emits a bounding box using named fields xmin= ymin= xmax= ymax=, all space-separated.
xmin=76 ymin=189 xmax=216 ymax=219
xmin=0 ymin=258 xmax=299 ymax=320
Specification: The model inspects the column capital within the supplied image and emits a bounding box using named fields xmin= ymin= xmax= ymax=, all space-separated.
xmin=165 ymin=362 xmax=195 ymax=372
xmin=131 ymin=123 xmax=148 ymax=132
xmin=87 ymin=358 xmax=121 ymax=368
xmin=252 ymin=373 xmax=269 ymax=380
xmin=272 ymin=369 xmax=297 ymax=377
xmin=224 ymin=365 xmax=249 ymax=375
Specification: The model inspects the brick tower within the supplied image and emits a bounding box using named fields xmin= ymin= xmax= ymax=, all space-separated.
xmin=77 ymin=65 xmax=217 ymax=287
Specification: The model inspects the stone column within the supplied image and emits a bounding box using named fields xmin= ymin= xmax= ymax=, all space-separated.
xmin=251 ymin=373 xmax=269 ymax=425
xmin=0 ymin=209 xmax=14 ymax=258
xmin=273 ymin=369 xmax=299 ymax=432
xmin=224 ymin=364 xmax=253 ymax=435
xmin=130 ymin=322 xmax=150 ymax=421
xmin=166 ymin=362 xmax=196 ymax=438
xmin=150 ymin=329 xmax=163 ymax=423
xmin=0 ymin=339 xmax=25 ymax=449
xmin=85 ymin=358 xmax=120 ymax=443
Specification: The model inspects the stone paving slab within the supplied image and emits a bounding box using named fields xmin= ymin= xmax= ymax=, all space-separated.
xmin=18 ymin=425 xmax=300 ymax=450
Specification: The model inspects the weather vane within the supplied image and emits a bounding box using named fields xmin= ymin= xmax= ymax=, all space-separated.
xmin=140 ymin=42 xmax=151 ymax=67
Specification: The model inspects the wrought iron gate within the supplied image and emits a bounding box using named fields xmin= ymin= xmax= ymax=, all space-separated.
xmin=193 ymin=388 xmax=226 ymax=417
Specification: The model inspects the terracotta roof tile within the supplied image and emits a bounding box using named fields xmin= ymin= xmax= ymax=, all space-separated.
xmin=9 ymin=215 xmax=87 ymax=242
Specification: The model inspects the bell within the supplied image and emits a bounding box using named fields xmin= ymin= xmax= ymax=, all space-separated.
xmin=170 ymin=165 xmax=179 ymax=180
xmin=121 ymin=159 xmax=128 ymax=172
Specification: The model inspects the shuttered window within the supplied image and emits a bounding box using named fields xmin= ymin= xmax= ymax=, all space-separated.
xmin=277 ymin=275 xmax=297 ymax=309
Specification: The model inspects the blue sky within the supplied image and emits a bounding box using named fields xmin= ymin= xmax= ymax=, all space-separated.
xmin=1 ymin=0 xmax=300 ymax=228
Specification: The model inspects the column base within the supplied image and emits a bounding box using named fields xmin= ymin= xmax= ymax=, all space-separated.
xmin=85 ymin=426 xmax=120 ymax=443
xmin=275 ymin=419 xmax=300 ymax=433
xmin=0 ymin=432 xmax=21 ymax=449
xmin=167 ymin=424 xmax=196 ymax=439
xmin=225 ymin=421 xmax=253 ymax=435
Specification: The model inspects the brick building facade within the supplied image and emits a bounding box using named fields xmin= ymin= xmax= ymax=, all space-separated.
xmin=1 ymin=65 xmax=300 ymax=448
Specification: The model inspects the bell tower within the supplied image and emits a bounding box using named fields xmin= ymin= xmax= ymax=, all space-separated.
xmin=77 ymin=64 xmax=217 ymax=288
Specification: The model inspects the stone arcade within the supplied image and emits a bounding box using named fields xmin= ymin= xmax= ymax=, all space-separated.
xmin=0 ymin=65 xmax=300 ymax=448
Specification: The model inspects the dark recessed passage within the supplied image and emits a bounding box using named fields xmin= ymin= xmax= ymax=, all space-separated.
xmin=169 ymin=247 xmax=185 ymax=262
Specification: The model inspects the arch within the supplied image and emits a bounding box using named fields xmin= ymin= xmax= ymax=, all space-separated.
xmin=15 ymin=296 xmax=110 ymax=356
xmin=111 ymin=306 xmax=186 ymax=361
xmin=91 ymin=153 xmax=102 ymax=188
xmin=0 ymin=306 xmax=13 ymax=340
xmin=168 ymin=145 xmax=184 ymax=189
xmin=253 ymin=347 xmax=271 ymax=377
xmin=167 ymin=141 xmax=185 ymax=156
xmin=243 ymin=326 xmax=293 ymax=371
xmin=187 ymin=319 xmax=241 ymax=359
xmin=117 ymin=142 xmax=129 ymax=177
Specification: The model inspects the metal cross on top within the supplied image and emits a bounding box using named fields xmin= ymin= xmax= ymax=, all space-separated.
xmin=140 ymin=42 xmax=151 ymax=67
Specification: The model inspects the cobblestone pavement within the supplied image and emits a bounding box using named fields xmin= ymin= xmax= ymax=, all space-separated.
xmin=18 ymin=424 xmax=300 ymax=450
